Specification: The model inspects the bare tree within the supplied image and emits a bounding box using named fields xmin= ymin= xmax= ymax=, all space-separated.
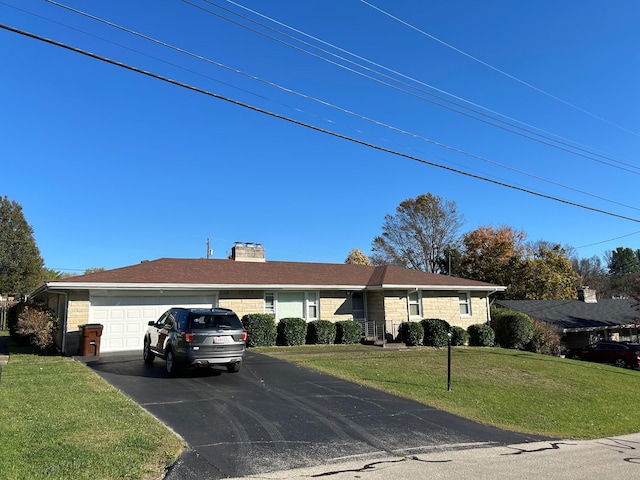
xmin=371 ymin=193 xmax=464 ymax=273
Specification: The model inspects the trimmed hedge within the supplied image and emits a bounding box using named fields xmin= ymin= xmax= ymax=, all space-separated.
xmin=241 ymin=313 xmax=276 ymax=347
xmin=421 ymin=318 xmax=450 ymax=347
xmin=276 ymin=317 xmax=308 ymax=346
xmin=491 ymin=307 xmax=534 ymax=350
xmin=397 ymin=321 xmax=424 ymax=346
xmin=467 ymin=323 xmax=495 ymax=347
xmin=336 ymin=320 xmax=363 ymax=344
xmin=451 ymin=326 xmax=469 ymax=346
xmin=306 ymin=320 xmax=337 ymax=344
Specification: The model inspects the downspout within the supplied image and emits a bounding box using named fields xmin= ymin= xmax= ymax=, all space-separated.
xmin=54 ymin=288 xmax=69 ymax=355
xmin=486 ymin=288 xmax=499 ymax=326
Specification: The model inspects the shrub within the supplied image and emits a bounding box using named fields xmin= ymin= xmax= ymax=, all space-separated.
xmin=397 ymin=321 xmax=424 ymax=346
xmin=10 ymin=303 xmax=56 ymax=352
xmin=451 ymin=326 xmax=469 ymax=346
xmin=421 ymin=318 xmax=450 ymax=347
xmin=491 ymin=307 xmax=534 ymax=350
xmin=525 ymin=319 xmax=563 ymax=356
xmin=467 ymin=323 xmax=495 ymax=347
xmin=241 ymin=313 xmax=276 ymax=347
xmin=335 ymin=320 xmax=363 ymax=344
xmin=306 ymin=320 xmax=337 ymax=344
xmin=276 ymin=317 xmax=308 ymax=346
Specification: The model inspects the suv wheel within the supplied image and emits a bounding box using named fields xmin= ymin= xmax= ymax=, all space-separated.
xmin=226 ymin=362 xmax=241 ymax=373
xmin=614 ymin=357 xmax=628 ymax=368
xmin=165 ymin=349 xmax=178 ymax=376
xmin=143 ymin=339 xmax=155 ymax=364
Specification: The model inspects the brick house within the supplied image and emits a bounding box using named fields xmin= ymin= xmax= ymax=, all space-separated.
xmin=30 ymin=243 xmax=505 ymax=354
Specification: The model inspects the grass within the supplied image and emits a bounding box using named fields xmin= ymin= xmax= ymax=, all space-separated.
xmin=254 ymin=344 xmax=640 ymax=440
xmin=0 ymin=337 xmax=184 ymax=480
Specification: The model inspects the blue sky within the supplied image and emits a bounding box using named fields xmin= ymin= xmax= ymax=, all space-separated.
xmin=2 ymin=0 xmax=639 ymax=273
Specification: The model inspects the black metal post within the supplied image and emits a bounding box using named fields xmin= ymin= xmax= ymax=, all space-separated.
xmin=447 ymin=329 xmax=452 ymax=392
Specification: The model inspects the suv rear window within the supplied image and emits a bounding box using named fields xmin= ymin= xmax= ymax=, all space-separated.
xmin=188 ymin=314 xmax=243 ymax=330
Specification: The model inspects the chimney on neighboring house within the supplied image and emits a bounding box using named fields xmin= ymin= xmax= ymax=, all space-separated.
xmin=577 ymin=287 xmax=597 ymax=303
xmin=231 ymin=242 xmax=266 ymax=262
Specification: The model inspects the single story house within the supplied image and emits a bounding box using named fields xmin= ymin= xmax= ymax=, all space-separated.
xmin=30 ymin=243 xmax=506 ymax=355
xmin=496 ymin=288 xmax=640 ymax=348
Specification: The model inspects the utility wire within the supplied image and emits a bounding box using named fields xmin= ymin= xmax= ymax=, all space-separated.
xmin=575 ymin=231 xmax=640 ymax=249
xmin=2 ymin=22 xmax=639 ymax=225
xmin=360 ymin=0 xmax=640 ymax=137
xmin=43 ymin=0 xmax=640 ymax=212
xmin=216 ymin=0 xmax=640 ymax=173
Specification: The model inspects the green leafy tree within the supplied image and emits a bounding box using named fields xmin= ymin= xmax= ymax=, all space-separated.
xmin=460 ymin=227 xmax=578 ymax=299
xmin=0 ymin=197 xmax=44 ymax=294
xmin=606 ymin=247 xmax=640 ymax=297
xmin=519 ymin=244 xmax=581 ymax=300
xmin=372 ymin=193 xmax=464 ymax=273
xmin=344 ymin=248 xmax=371 ymax=265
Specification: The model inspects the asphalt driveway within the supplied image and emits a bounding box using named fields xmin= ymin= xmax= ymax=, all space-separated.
xmin=80 ymin=350 xmax=549 ymax=479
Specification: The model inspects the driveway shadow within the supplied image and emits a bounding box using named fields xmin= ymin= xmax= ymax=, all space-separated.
xmin=76 ymin=352 xmax=225 ymax=379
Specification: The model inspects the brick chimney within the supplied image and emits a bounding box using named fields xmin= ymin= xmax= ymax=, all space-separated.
xmin=231 ymin=242 xmax=266 ymax=262
xmin=577 ymin=287 xmax=597 ymax=303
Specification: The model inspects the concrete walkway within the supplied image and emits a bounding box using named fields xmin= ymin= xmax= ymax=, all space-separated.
xmin=226 ymin=433 xmax=640 ymax=480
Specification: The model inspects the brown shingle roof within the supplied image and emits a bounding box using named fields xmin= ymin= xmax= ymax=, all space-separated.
xmin=56 ymin=258 xmax=502 ymax=290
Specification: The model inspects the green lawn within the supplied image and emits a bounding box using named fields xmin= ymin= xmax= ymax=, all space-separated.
xmin=0 ymin=345 xmax=184 ymax=480
xmin=255 ymin=344 xmax=640 ymax=439
xmin=2 ymin=341 xmax=639 ymax=479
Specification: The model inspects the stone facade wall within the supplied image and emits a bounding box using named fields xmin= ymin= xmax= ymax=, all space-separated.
xmin=66 ymin=294 xmax=90 ymax=331
xmin=421 ymin=291 xmax=489 ymax=328
xmin=64 ymin=293 xmax=90 ymax=355
xmin=219 ymin=290 xmax=264 ymax=319
xmin=320 ymin=291 xmax=352 ymax=321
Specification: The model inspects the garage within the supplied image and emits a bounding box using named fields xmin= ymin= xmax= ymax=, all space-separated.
xmin=89 ymin=294 xmax=216 ymax=352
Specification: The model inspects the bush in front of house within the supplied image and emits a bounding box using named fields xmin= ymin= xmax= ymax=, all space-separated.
xmin=467 ymin=323 xmax=495 ymax=347
xmin=525 ymin=319 xmax=563 ymax=356
xmin=276 ymin=317 xmax=308 ymax=346
xmin=306 ymin=320 xmax=337 ymax=344
xmin=241 ymin=313 xmax=277 ymax=347
xmin=397 ymin=321 xmax=424 ymax=346
xmin=491 ymin=307 xmax=534 ymax=350
xmin=8 ymin=302 xmax=56 ymax=352
xmin=421 ymin=318 xmax=450 ymax=347
xmin=335 ymin=320 xmax=363 ymax=344
xmin=451 ymin=326 xmax=469 ymax=346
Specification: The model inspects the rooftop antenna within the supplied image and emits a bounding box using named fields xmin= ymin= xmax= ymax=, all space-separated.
xmin=206 ymin=238 xmax=213 ymax=259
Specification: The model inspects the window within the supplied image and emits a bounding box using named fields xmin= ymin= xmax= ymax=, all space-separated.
xmin=408 ymin=290 xmax=421 ymax=317
xmin=307 ymin=292 xmax=318 ymax=320
xmin=459 ymin=292 xmax=471 ymax=316
xmin=265 ymin=292 xmax=319 ymax=320
xmin=265 ymin=293 xmax=275 ymax=315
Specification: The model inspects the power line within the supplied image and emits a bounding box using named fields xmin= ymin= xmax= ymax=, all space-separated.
xmin=43 ymin=1 xmax=640 ymax=212
xmin=575 ymin=231 xmax=640 ymax=249
xmin=359 ymin=0 xmax=640 ymax=137
xmin=212 ymin=0 xmax=640 ymax=173
xmin=2 ymin=22 xmax=639 ymax=225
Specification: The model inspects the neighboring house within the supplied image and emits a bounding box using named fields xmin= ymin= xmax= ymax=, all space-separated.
xmin=497 ymin=288 xmax=640 ymax=348
xmin=30 ymin=243 xmax=505 ymax=355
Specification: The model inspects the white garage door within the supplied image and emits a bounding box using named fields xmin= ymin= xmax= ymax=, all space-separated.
xmin=89 ymin=295 xmax=216 ymax=352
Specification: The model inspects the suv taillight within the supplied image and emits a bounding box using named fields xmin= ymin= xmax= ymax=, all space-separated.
xmin=241 ymin=329 xmax=248 ymax=342
xmin=181 ymin=332 xmax=193 ymax=343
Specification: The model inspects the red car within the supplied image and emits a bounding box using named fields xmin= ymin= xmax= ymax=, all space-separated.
xmin=566 ymin=341 xmax=640 ymax=368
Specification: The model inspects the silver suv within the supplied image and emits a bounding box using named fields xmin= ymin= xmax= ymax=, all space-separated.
xmin=143 ymin=307 xmax=247 ymax=375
